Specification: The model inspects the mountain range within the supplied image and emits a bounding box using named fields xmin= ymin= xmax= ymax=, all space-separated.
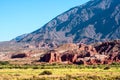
xmin=12 ymin=0 xmax=120 ymax=48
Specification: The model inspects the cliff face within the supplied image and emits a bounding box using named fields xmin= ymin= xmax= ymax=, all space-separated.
xmin=39 ymin=40 xmax=120 ymax=65
xmin=12 ymin=0 xmax=120 ymax=48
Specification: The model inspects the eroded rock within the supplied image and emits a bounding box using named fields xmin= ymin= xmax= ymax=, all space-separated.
xmin=39 ymin=41 xmax=120 ymax=65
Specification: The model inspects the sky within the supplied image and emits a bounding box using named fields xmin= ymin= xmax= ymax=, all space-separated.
xmin=0 ymin=0 xmax=90 ymax=41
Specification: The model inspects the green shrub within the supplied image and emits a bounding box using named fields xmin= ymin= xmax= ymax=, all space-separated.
xmin=0 ymin=61 xmax=9 ymax=65
xmin=111 ymin=62 xmax=119 ymax=65
xmin=39 ymin=70 xmax=52 ymax=75
xmin=104 ymin=66 xmax=110 ymax=70
xmin=33 ymin=66 xmax=39 ymax=69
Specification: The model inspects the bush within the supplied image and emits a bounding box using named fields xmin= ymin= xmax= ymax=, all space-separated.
xmin=14 ymin=74 xmax=20 ymax=76
xmin=111 ymin=62 xmax=119 ymax=65
xmin=0 ymin=61 xmax=9 ymax=65
xmin=92 ymin=66 xmax=97 ymax=69
xmin=66 ymin=74 xmax=72 ymax=80
xmin=33 ymin=66 xmax=39 ymax=69
xmin=104 ymin=66 xmax=110 ymax=70
xmin=39 ymin=70 xmax=52 ymax=75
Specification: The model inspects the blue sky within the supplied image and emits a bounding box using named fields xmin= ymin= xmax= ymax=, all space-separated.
xmin=0 ymin=0 xmax=89 ymax=41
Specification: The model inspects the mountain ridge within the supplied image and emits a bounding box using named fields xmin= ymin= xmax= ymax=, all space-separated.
xmin=12 ymin=0 xmax=120 ymax=48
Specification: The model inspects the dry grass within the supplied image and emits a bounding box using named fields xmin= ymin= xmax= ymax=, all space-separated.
xmin=0 ymin=67 xmax=119 ymax=80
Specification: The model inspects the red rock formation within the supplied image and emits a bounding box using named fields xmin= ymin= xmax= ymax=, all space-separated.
xmin=39 ymin=43 xmax=99 ymax=64
xmin=39 ymin=41 xmax=120 ymax=65
xmin=95 ymin=40 xmax=120 ymax=63
xmin=39 ymin=50 xmax=61 ymax=63
xmin=78 ymin=44 xmax=97 ymax=56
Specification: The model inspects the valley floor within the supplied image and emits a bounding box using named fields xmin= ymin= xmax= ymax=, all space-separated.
xmin=0 ymin=64 xmax=120 ymax=80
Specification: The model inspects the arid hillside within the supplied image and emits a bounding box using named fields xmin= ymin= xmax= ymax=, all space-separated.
xmin=12 ymin=0 xmax=120 ymax=48
xmin=0 ymin=40 xmax=119 ymax=65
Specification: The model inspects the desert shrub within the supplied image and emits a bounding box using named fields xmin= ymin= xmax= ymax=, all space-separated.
xmin=33 ymin=66 xmax=39 ymax=69
xmin=65 ymin=74 xmax=72 ymax=80
xmin=104 ymin=66 xmax=110 ymax=70
xmin=0 ymin=61 xmax=9 ymax=65
xmin=39 ymin=70 xmax=52 ymax=75
xmin=0 ymin=67 xmax=3 ymax=69
xmin=41 ymin=66 xmax=45 ymax=69
xmin=19 ymin=77 xmax=49 ymax=80
xmin=51 ymin=63 xmax=57 ymax=66
xmin=92 ymin=66 xmax=97 ymax=69
xmin=14 ymin=74 xmax=20 ymax=76
xmin=115 ymin=76 xmax=120 ymax=80
xmin=87 ymin=75 xmax=103 ymax=80
xmin=112 ymin=62 xmax=118 ymax=65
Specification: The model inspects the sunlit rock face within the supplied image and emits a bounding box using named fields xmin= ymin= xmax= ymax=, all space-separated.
xmin=39 ymin=40 xmax=120 ymax=65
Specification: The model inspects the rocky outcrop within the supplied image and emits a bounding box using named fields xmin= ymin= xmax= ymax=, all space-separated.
xmin=95 ymin=40 xmax=120 ymax=63
xmin=40 ymin=50 xmax=61 ymax=63
xmin=39 ymin=41 xmax=120 ymax=65
xmin=39 ymin=43 xmax=103 ymax=64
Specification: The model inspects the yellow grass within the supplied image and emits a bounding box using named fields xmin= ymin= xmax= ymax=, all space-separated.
xmin=0 ymin=68 xmax=120 ymax=80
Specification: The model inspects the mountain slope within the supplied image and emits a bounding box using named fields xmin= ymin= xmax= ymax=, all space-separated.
xmin=13 ymin=0 xmax=120 ymax=47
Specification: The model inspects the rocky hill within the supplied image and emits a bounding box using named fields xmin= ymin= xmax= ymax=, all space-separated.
xmin=39 ymin=40 xmax=120 ymax=65
xmin=12 ymin=0 xmax=120 ymax=48
xmin=0 ymin=40 xmax=119 ymax=65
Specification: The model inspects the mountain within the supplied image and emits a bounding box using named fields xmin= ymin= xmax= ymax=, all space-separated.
xmin=12 ymin=34 xmax=28 ymax=42
xmin=13 ymin=0 xmax=120 ymax=48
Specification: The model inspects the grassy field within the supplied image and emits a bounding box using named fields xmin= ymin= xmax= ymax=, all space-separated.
xmin=0 ymin=62 xmax=120 ymax=80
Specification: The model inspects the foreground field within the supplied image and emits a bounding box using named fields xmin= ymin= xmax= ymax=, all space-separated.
xmin=0 ymin=62 xmax=120 ymax=80
xmin=0 ymin=68 xmax=120 ymax=80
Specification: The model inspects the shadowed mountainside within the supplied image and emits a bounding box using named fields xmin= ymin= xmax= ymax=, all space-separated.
xmin=12 ymin=0 xmax=120 ymax=48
